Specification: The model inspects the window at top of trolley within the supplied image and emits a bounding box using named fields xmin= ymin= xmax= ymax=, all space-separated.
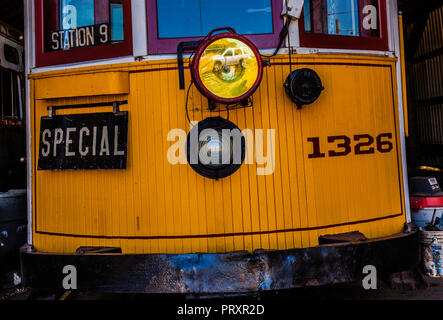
xmin=299 ymin=0 xmax=387 ymax=51
xmin=156 ymin=0 xmax=273 ymax=38
xmin=303 ymin=0 xmax=381 ymax=38
xmin=44 ymin=0 xmax=124 ymax=52
xmin=148 ymin=0 xmax=282 ymax=54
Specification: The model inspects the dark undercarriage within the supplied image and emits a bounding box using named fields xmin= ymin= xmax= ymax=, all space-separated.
xmin=20 ymin=225 xmax=419 ymax=294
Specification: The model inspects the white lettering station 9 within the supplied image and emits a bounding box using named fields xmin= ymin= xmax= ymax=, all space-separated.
xmin=50 ymin=23 xmax=110 ymax=51
xmin=38 ymin=103 xmax=128 ymax=170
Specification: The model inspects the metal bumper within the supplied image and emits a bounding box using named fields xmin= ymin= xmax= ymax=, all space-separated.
xmin=20 ymin=228 xmax=419 ymax=294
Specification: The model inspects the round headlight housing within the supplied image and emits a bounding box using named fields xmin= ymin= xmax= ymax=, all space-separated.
xmin=186 ymin=117 xmax=245 ymax=179
xmin=191 ymin=30 xmax=263 ymax=104
xmin=284 ymin=68 xmax=324 ymax=108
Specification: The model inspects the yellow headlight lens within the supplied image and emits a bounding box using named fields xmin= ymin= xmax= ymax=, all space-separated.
xmin=197 ymin=37 xmax=259 ymax=100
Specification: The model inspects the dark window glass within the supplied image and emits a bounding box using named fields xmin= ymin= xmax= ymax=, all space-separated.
xmin=4 ymin=44 xmax=19 ymax=65
xmin=1 ymin=71 xmax=13 ymax=118
xmin=304 ymin=0 xmax=380 ymax=37
xmin=0 ymin=71 xmax=23 ymax=120
xmin=156 ymin=0 xmax=273 ymax=38
xmin=13 ymin=74 xmax=20 ymax=118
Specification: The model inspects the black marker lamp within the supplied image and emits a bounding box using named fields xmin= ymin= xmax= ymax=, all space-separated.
xmin=284 ymin=68 xmax=324 ymax=109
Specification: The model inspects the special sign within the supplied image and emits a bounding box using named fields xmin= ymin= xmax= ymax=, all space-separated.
xmin=50 ymin=23 xmax=110 ymax=51
xmin=38 ymin=112 xmax=128 ymax=170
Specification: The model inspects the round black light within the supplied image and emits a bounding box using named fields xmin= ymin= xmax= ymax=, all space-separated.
xmin=284 ymin=68 xmax=324 ymax=109
xmin=186 ymin=117 xmax=245 ymax=180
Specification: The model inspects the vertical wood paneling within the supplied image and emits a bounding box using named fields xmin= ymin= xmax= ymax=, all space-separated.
xmin=31 ymin=56 xmax=406 ymax=254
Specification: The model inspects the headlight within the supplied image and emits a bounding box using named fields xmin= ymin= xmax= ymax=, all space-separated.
xmin=186 ymin=117 xmax=245 ymax=179
xmin=284 ymin=68 xmax=324 ymax=109
xmin=191 ymin=31 xmax=263 ymax=104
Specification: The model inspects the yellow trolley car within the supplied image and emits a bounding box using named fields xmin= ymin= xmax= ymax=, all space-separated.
xmin=21 ymin=0 xmax=418 ymax=293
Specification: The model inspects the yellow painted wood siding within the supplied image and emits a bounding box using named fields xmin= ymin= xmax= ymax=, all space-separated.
xmin=30 ymin=55 xmax=406 ymax=254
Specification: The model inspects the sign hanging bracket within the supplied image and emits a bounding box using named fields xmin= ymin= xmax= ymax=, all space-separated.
xmin=47 ymin=100 xmax=128 ymax=118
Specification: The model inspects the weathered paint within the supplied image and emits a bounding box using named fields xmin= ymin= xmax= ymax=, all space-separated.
xmin=29 ymin=54 xmax=406 ymax=254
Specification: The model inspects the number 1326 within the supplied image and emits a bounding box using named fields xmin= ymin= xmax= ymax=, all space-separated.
xmin=307 ymin=133 xmax=394 ymax=159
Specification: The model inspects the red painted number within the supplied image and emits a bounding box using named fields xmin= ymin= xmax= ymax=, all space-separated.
xmin=307 ymin=133 xmax=393 ymax=159
xmin=376 ymin=133 xmax=393 ymax=153
xmin=307 ymin=137 xmax=326 ymax=158
xmin=328 ymin=136 xmax=352 ymax=157
xmin=354 ymin=134 xmax=375 ymax=155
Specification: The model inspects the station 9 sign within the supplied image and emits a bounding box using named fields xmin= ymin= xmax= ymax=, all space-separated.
xmin=38 ymin=112 xmax=128 ymax=170
xmin=49 ymin=23 xmax=110 ymax=51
